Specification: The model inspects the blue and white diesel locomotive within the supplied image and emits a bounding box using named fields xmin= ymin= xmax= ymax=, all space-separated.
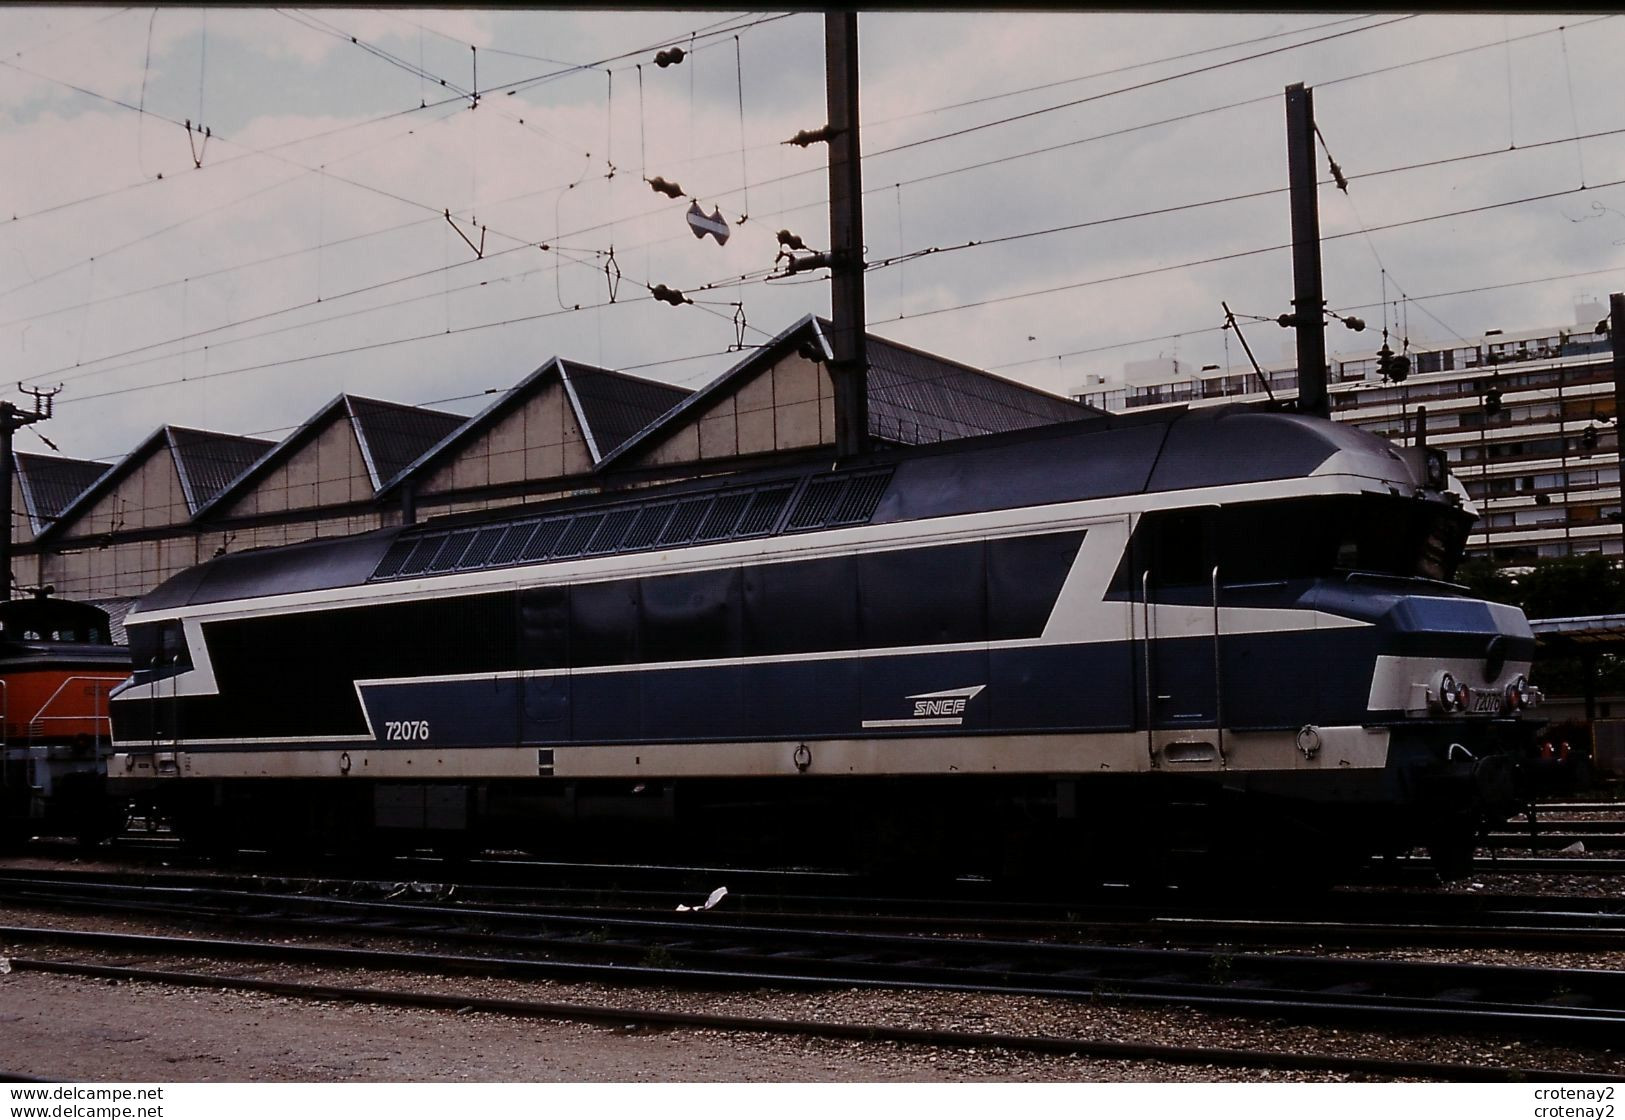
xmin=107 ymin=405 xmax=1542 ymax=877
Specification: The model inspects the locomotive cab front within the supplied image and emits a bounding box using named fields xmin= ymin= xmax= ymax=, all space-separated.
xmin=0 ymin=594 xmax=131 ymax=845
xmin=1119 ymin=427 xmax=1542 ymax=873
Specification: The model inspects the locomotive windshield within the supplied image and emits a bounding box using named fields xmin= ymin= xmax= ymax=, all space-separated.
xmin=126 ymin=621 xmax=192 ymax=682
xmin=1225 ymin=493 xmax=1470 ymax=584
xmin=1118 ymin=493 xmax=1472 ymax=592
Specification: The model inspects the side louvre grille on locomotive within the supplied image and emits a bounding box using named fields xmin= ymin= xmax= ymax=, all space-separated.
xmin=520 ymin=519 xmax=568 ymax=561
xmin=623 ymin=503 xmax=675 ymax=549
xmin=492 ymin=521 xmax=542 ymax=566
xmin=787 ymin=477 xmax=844 ymax=529
xmin=366 ymin=468 xmax=894 ymax=583
xmin=553 ymin=513 xmax=603 ymax=558
xmin=737 ymin=483 xmax=796 ymax=536
xmin=587 ymin=507 xmax=639 ymax=554
xmin=786 ymin=471 xmax=889 ymax=529
xmin=392 ymin=537 xmax=443 ymax=579
xmin=660 ymin=497 xmax=711 ymax=546
xmin=696 ymin=492 xmax=752 ymax=541
xmin=372 ymin=537 xmax=419 ymax=580
xmin=460 ymin=525 xmax=507 ymax=568
xmin=427 ymin=530 xmax=476 ymax=573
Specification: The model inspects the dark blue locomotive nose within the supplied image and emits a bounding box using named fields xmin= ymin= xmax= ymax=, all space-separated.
xmin=1311 ymin=579 xmax=1534 ymax=664
xmin=1229 ymin=579 xmax=1537 ymax=733
xmin=1379 ymin=594 xmax=1535 ymax=663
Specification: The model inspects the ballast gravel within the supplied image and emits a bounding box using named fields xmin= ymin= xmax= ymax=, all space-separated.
xmin=0 ymin=896 xmax=1620 ymax=1083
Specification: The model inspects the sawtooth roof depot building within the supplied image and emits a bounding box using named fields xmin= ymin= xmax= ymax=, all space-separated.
xmin=13 ymin=316 xmax=1097 ymax=634
xmin=1073 ymin=300 xmax=1623 ymax=568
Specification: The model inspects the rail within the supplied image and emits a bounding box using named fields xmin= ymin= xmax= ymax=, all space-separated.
xmin=5 ymin=875 xmax=1625 ymax=1044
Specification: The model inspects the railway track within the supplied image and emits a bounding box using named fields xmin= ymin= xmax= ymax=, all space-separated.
xmin=1483 ymin=830 xmax=1625 ymax=851
xmin=2 ymin=950 xmax=1606 ymax=1083
xmin=3 ymin=865 xmax=1623 ymax=950
xmin=1 ymin=872 xmax=1623 ymax=1040
xmin=1483 ymin=800 xmax=1625 ymax=852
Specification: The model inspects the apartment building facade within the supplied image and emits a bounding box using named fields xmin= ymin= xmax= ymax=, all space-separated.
xmin=1074 ymin=304 xmax=1621 ymax=567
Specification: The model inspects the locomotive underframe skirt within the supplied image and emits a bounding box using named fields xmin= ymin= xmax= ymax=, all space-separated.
xmin=113 ymin=724 xmax=1390 ymax=788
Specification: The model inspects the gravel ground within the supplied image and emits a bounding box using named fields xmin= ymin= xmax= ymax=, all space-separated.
xmin=1 ymin=897 xmax=1621 ymax=1083
xmin=1354 ymin=867 xmax=1625 ymax=898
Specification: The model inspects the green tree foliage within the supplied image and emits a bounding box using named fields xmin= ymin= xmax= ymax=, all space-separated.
xmin=1454 ymin=557 xmax=1519 ymax=608
xmin=1517 ymin=554 xmax=1625 ymax=619
xmin=1457 ymin=554 xmax=1625 ymax=618
xmin=1457 ymin=555 xmax=1625 ymax=698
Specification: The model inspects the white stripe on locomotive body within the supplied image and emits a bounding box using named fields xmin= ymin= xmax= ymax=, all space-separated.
xmin=114 ymin=724 xmax=1394 ymax=782
xmin=117 ymin=469 xmax=1397 ymax=710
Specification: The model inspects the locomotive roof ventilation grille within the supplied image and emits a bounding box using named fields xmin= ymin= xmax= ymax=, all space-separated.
xmin=368 ymin=468 xmax=893 ymax=582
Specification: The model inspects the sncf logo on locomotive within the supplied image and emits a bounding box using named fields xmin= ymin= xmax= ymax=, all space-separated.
xmin=863 ymin=685 xmax=986 ymax=729
xmin=912 ymin=685 xmax=986 ymax=717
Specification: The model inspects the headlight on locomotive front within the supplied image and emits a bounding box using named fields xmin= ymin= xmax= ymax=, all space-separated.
xmin=1435 ymin=672 xmax=1465 ymax=713
xmin=1503 ymin=674 xmax=1541 ymax=713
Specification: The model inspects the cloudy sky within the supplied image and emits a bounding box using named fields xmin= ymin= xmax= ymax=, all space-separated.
xmin=2 ymin=8 xmax=1623 ymax=465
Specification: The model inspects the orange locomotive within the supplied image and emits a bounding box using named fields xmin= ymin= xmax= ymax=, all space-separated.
xmin=0 ymin=594 xmax=130 ymax=844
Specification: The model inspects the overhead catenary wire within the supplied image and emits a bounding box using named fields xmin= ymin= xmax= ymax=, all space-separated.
xmin=15 ymin=10 xmax=1625 ymax=432
xmin=0 ymin=14 xmax=795 ymax=342
xmin=7 ymin=6 xmax=132 ymax=61
xmin=73 ymin=342 xmax=755 ymax=464
xmin=57 ymin=244 xmax=1625 ymax=462
xmin=0 ymin=102 xmax=580 ymax=332
xmin=0 ymin=165 xmax=319 ymax=303
xmin=861 ymin=157 xmax=1625 ymax=286
xmin=277 ymin=9 xmax=475 ymax=101
xmin=866 ymin=14 xmax=1418 ymax=161
xmin=1558 ymin=24 xmax=1587 ymax=189
xmin=49 ymin=239 xmax=784 ymax=393
xmin=53 ymin=186 xmax=1625 ymax=430
xmin=196 ymin=8 xmax=207 ymax=126
xmin=732 ymin=35 xmax=749 ymax=223
xmin=1333 ymin=185 xmax=1476 ymax=351
xmin=866 ymin=174 xmax=1625 ymax=327
xmin=25 ymin=126 xmax=1625 ymax=391
xmin=10 ymin=11 xmax=1599 ymax=334
xmin=862 ymin=11 xmax=1384 ymax=133
xmin=1 ymin=4 xmax=1388 ymax=247
xmin=24 ymin=82 xmax=1625 ymax=374
xmin=690 ymin=15 xmax=1617 ymax=219
xmin=135 ymin=7 xmax=158 ymax=178
xmin=1503 ymin=15 xmax=1517 ymax=150
xmin=0 ymin=77 xmax=549 ymax=303
xmin=476 ymin=12 xmax=795 ymax=102
xmin=60 ymin=290 xmax=758 ymax=408
xmin=599 ymin=15 xmax=1621 ymax=256
xmin=0 ymin=98 xmax=475 ymax=309
xmin=9 ymin=8 xmax=1604 ymax=253
xmin=989 ymin=261 xmax=1625 ymax=375
xmin=0 ymin=10 xmax=794 ymax=232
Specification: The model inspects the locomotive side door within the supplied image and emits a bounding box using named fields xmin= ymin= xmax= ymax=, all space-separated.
xmin=518 ymin=584 xmax=571 ymax=747
xmin=149 ymin=621 xmax=187 ymax=753
xmin=1133 ymin=505 xmax=1222 ymax=753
